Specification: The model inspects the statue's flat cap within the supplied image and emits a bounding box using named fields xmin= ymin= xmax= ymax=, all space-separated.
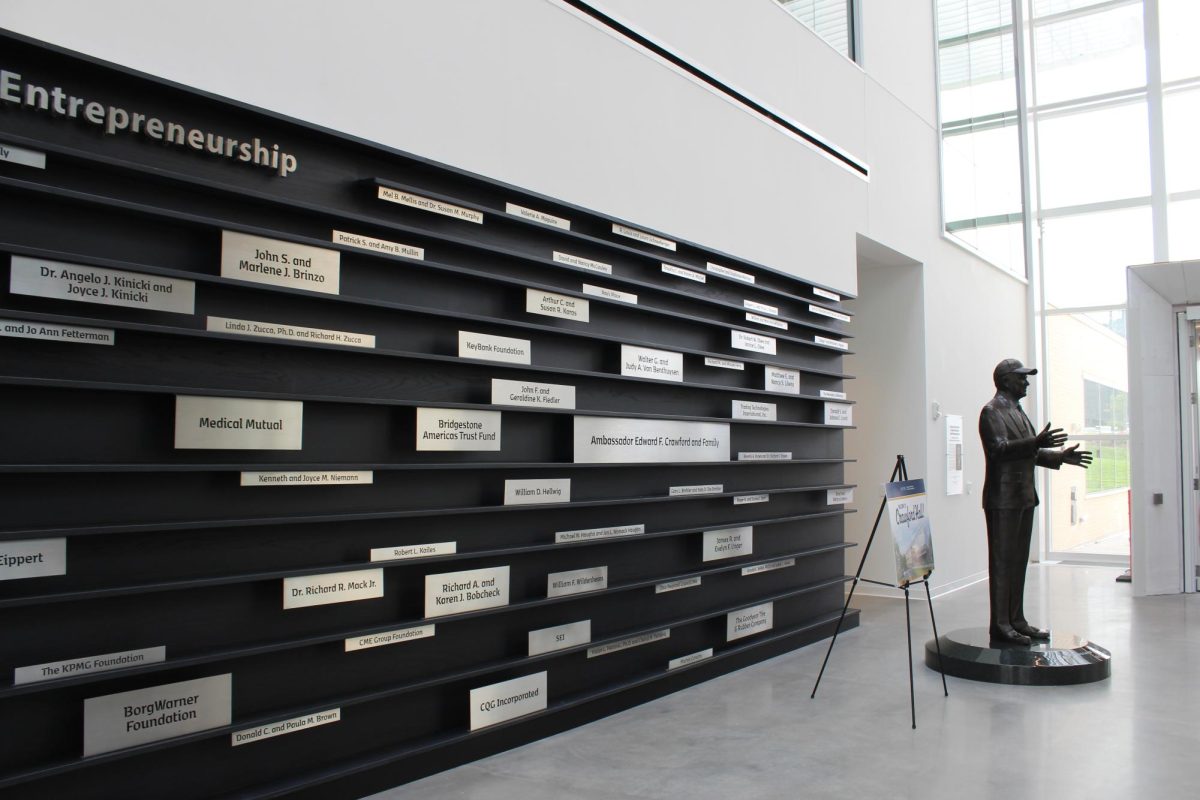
xmin=993 ymin=358 xmax=1037 ymax=382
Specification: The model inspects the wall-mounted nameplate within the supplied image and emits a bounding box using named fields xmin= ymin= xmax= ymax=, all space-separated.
xmin=526 ymin=288 xmax=589 ymax=322
xmin=574 ymin=417 xmax=730 ymax=463
xmin=505 ymin=478 xmax=570 ymax=505
xmin=241 ymin=471 xmax=372 ymax=487
xmin=0 ymin=318 xmax=114 ymax=346
xmin=743 ymin=299 xmax=777 ymax=315
xmin=555 ymin=523 xmax=644 ymax=544
xmin=702 ymin=526 xmax=753 ymax=562
xmin=332 ymin=229 xmax=424 ymax=260
xmin=0 ymin=141 xmax=46 ymax=168
xmin=669 ymin=484 xmax=723 ymax=497
xmin=820 ymin=389 xmax=847 ymax=400
xmin=1 ymin=538 xmax=66 ymax=582
xmin=613 ymin=223 xmax=675 ymax=251
xmin=10 ymin=255 xmax=195 ymax=314
xmin=459 ymin=330 xmax=531 ymax=364
xmin=656 ymin=576 xmax=702 ymax=594
xmin=733 ymin=494 xmax=769 ymax=505
xmin=469 ymin=672 xmax=546 ymax=731
xmin=656 ymin=576 xmax=701 ymax=593
xmin=345 ymin=624 xmax=435 ymax=652
xmin=425 ymin=565 xmax=510 ymax=618
xmin=747 ymin=312 xmax=787 ymax=330
xmin=15 ymin=645 xmax=165 ymax=686
xmin=492 ymin=378 xmax=575 ymax=409
xmin=738 ymin=451 xmax=792 ymax=461
xmin=528 ymin=620 xmax=591 ymax=656
xmin=662 ymin=263 xmax=705 ymax=283
xmin=708 ymin=262 xmax=754 ymax=283
xmin=378 ymin=186 xmax=483 ymax=223
xmin=621 ymin=344 xmax=683 ymax=382
xmin=813 ymin=287 xmax=841 ymax=302
xmin=732 ymin=400 xmax=776 ymax=421
xmin=232 ymin=708 xmax=339 ymax=747
xmin=83 ymin=674 xmax=231 ymax=757
xmin=727 ymin=602 xmax=774 ymax=641
xmin=704 ymin=357 xmax=744 ymax=371
xmin=553 ymin=251 xmax=611 ymax=274
xmin=731 ymin=330 xmax=776 ymax=355
xmin=668 ymin=648 xmax=714 ymax=671
xmin=221 ymin=231 xmax=340 ymax=295
xmin=416 ymin=407 xmax=501 ymax=451
xmin=506 ymin=202 xmax=570 ymax=230
xmin=764 ymin=366 xmax=800 ymax=395
xmin=174 ymin=396 xmax=303 ymax=450
xmin=741 ymin=558 xmax=794 ymax=576
xmin=588 ymin=629 xmax=670 ymax=658
xmin=207 ymin=316 xmax=374 ymax=349
xmin=370 ymin=541 xmax=456 ymax=562
xmin=809 ymin=304 xmax=851 ymax=323
xmin=284 ymin=568 xmax=384 ymax=609
xmin=814 ymin=335 xmax=849 ymax=351
xmin=547 ymin=566 xmax=607 ymax=598
xmin=824 ymin=402 xmax=853 ymax=426
xmin=827 ymin=488 xmax=854 ymax=505
xmin=582 ymin=283 xmax=637 ymax=304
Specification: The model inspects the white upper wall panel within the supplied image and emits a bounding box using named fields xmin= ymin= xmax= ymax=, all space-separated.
xmin=0 ymin=0 xmax=866 ymax=292
xmin=590 ymin=0 xmax=868 ymax=164
xmin=860 ymin=0 xmax=938 ymax=125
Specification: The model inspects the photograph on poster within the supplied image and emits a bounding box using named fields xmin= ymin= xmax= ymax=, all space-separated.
xmin=885 ymin=479 xmax=935 ymax=586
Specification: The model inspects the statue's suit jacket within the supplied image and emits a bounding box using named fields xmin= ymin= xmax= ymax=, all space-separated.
xmin=979 ymin=392 xmax=1063 ymax=510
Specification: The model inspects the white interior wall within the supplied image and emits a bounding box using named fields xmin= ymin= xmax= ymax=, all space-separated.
xmin=0 ymin=0 xmax=1031 ymax=595
xmin=0 ymin=0 xmax=864 ymax=293
xmin=1127 ymin=270 xmax=1187 ymax=595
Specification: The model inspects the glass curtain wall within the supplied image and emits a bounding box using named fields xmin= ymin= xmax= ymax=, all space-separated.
xmin=937 ymin=0 xmax=1200 ymax=560
xmin=774 ymin=0 xmax=856 ymax=61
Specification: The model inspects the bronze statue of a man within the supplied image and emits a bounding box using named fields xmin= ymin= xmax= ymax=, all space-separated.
xmin=979 ymin=359 xmax=1092 ymax=645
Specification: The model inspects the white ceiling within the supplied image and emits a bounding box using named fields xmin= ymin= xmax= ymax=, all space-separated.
xmin=1130 ymin=259 xmax=1200 ymax=305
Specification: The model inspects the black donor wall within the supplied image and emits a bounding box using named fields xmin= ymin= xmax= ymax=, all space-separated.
xmin=0 ymin=30 xmax=859 ymax=799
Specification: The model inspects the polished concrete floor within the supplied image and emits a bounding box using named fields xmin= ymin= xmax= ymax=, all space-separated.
xmin=367 ymin=566 xmax=1198 ymax=799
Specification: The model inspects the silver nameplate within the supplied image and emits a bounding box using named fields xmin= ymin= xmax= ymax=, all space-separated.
xmin=555 ymin=523 xmax=644 ymax=544
xmin=505 ymin=478 xmax=571 ymax=505
xmin=764 ymin=366 xmax=800 ymax=395
xmin=741 ymin=558 xmax=795 ymax=576
xmin=379 ymin=186 xmax=483 ymax=223
xmin=528 ymin=620 xmax=591 ymax=656
xmin=612 ymin=223 xmax=675 ymax=250
xmin=707 ymin=262 xmax=754 ymax=283
xmin=232 ymin=708 xmax=339 ymax=746
xmin=574 ymin=416 xmax=729 ymax=463
xmin=221 ymin=231 xmax=340 ymax=295
xmin=241 ymin=471 xmax=372 ymax=487
xmin=582 ymin=283 xmax=637 ymax=304
xmin=83 ymin=674 xmax=231 ymax=757
xmin=733 ymin=494 xmax=769 ymax=505
xmin=459 ymin=330 xmax=531 ymax=364
xmin=547 ymin=566 xmax=607 ymax=598
xmin=669 ymin=484 xmax=723 ymax=496
xmin=702 ymin=526 xmax=754 ymax=562
xmin=810 ymin=304 xmax=851 ymax=322
xmin=492 ymin=378 xmax=575 ymax=409
xmin=0 ymin=141 xmax=46 ymax=168
xmin=1 ymin=538 xmax=66 ymax=581
xmin=828 ymin=488 xmax=854 ymax=505
xmin=815 ymin=335 xmax=849 ymax=351
xmin=370 ymin=541 xmax=456 ymax=561
xmin=174 ymin=396 xmax=303 ymax=450
xmin=621 ymin=345 xmax=683 ymax=382
xmin=747 ymin=312 xmax=787 ymax=330
xmin=470 ymin=672 xmax=546 ymax=731
xmin=655 ymin=576 xmax=701 ymax=593
xmin=825 ymin=402 xmax=853 ymax=426
xmin=731 ymin=330 xmax=776 ymax=354
xmin=208 ymin=316 xmax=374 ymax=348
xmin=416 ymin=407 xmax=501 ymax=451
xmin=820 ymin=389 xmax=848 ymax=400
xmin=526 ymin=289 xmax=589 ymax=322
xmin=668 ymin=648 xmax=714 ymax=670
xmin=727 ymin=602 xmax=774 ymax=641
xmin=332 ymin=229 xmax=424 ymax=260
xmin=704 ymin=357 xmax=744 ymax=371
xmin=0 ymin=318 xmax=114 ymax=346
xmin=345 ymin=624 xmax=435 ymax=652
xmin=10 ymin=255 xmax=195 ymax=314
xmin=284 ymin=569 xmax=383 ymax=609
xmin=553 ymin=251 xmax=612 ymax=274
xmin=15 ymin=646 xmax=165 ymax=686
xmin=588 ymin=629 xmax=670 ymax=658
xmin=426 ymin=565 xmax=510 ymax=618
xmin=732 ymin=400 xmax=776 ymax=421
xmin=813 ymin=287 xmax=841 ymax=301
xmin=743 ymin=299 xmax=777 ymax=315
xmin=738 ymin=451 xmax=792 ymax=460
xmin=506 ymin=202 xmax=570 ymax=230
xmin=662 ymin=263 xmax=706 ymax=283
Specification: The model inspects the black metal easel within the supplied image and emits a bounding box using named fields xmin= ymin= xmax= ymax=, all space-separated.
xmin=810 ymin=455 xmax=948 ymax=728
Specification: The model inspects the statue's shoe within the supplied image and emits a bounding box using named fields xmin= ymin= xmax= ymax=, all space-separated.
xmin=1014 ymin=624 xmax=1050 ymax=639
xmin=989 ymin=626 xmax=1032 ymax=645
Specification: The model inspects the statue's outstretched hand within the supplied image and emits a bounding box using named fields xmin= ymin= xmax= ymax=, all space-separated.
xmin=1036 ymin=423 xmax=1069 ymax=449
xmin=1062 ymin=443 xmax=1092 ymax=468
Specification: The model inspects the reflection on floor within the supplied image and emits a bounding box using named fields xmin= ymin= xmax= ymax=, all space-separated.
xmin=1062 ymin=530 xmax=1130 ymax=558
xmin=367 ymin=565 xmax=1197 ymax=800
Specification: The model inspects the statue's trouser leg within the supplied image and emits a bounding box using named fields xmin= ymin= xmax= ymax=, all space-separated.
xmin=985 ymin=509 xmax=1015 ymax=632
xmin=1008 ymin=507 xmax=1036 ymax=628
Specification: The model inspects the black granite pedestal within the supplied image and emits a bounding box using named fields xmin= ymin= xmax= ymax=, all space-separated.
xmin=925 ymin=627 xmax=1111 ymax=685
